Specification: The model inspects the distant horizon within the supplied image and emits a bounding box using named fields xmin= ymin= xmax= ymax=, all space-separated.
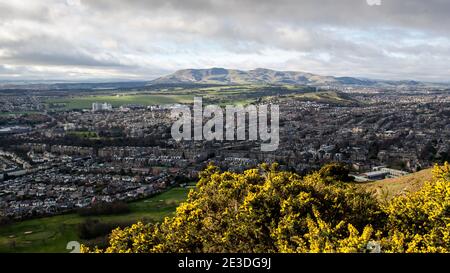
xmin=0 ymin=67 xmax=449 ymax=85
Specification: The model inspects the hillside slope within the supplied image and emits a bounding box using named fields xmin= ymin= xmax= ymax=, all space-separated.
xmin=358 ymin=168 xmax=433 ymax=200
xmin=151 ymin=68 xmax=358 ymax=86
xmin=149 ymin=67 xmax=439 ymax=88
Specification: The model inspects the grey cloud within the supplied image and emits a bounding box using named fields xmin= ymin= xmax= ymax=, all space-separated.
xmin=4 ymin=51 xmax=126 ymax=67
xmin=0 ymin=2 xmax=51 ymax=23
xmin=0 ymin=0 xmax=449 ymax=81
xmin=0 ymin=33 xmax=126 ymax=68
xmin=81 ymin=0 xmax=450 ymax=34
xmin=0 ymin=65 xmax=15 ymax=74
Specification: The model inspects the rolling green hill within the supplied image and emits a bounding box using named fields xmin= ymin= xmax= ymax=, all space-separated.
xmin=280 ymin=91 xmax=359 ymax=105
xmin=149 ymin=67 xmax=434 ymax=88
xmin=151 ymin=67 xmax=344 ymax=86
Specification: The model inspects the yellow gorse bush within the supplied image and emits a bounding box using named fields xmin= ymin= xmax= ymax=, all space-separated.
xmin=382 ymin=162 xmax=450 ymax=253
xmin=82 ymin=162 xmax=450 ymax=253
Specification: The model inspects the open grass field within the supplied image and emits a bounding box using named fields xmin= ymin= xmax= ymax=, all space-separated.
xmin=47 ymin=94 xmax=194 ymax=110
xmin=357 ymin=168 xmax=433 ymax=200
xmin=284 ymin=91 xmax=358 ymax=105
xmin=0 ymin=186 xmax=191 ymax=253
xmin=45 ymin=84 xmax=323 ymax=110
xmin=45 ymin=88 xmax=259 ymax=110
xmin=67 ymin=130 xmax=99 ymax=139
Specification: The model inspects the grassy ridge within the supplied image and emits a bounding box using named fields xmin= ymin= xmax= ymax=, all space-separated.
xmin=284 ymin=91 xmax=358 ymax=105
xmin=357 ymin=168 xmax=433 ymax=200
xmin=0 ymin=187 xmax=190 ymax=253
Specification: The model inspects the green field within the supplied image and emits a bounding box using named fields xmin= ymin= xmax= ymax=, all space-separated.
xmin=281 ymin=91 xmax=358 ymax=105
xmin=67 ymin=130 xmax=99 ymax=139
xmin=47 ymin=94 xmax=194 ymax=110
xmin=45 ymin=84 xmax=321 ymax=110
xmin=0 ymin=186 xmax=191 ymax=253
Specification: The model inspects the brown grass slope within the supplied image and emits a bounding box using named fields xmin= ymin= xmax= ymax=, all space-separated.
xmin=357 ymin=168 xmax=433 ymax=200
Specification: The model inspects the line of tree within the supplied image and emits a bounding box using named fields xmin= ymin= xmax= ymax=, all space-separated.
xmin=77 ymin=201 xmax=130 ymax=217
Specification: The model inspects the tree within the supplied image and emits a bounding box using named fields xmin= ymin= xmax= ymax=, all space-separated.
xmin=317 ymin=162 xmax=354 ymax=184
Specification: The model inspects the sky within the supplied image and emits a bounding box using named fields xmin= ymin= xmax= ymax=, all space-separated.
xmin=0 ymin=0 xmax=450 ymax=82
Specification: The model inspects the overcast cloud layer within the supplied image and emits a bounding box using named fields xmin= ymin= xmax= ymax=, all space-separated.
xmin=0 ymin=0 xmax=449 ymax=82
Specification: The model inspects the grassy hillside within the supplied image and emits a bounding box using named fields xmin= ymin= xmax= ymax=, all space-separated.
xmin=357 ymin=168 xmax=433 ymax=200
xmin=151 ymin=68 xmax=360 ymax=86
xmin=0 ymin=186 xmax=191 ymax=253
xmin=282 ymin=91 xmax=358 ymax=106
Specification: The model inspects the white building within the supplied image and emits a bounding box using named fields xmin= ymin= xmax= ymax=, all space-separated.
xmin=92 ymin=102 xmax=112 ymax=112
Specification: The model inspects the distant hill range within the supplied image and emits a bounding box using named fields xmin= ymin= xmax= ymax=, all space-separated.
xmin=1 ymin=68 xmax=449 ymax=91
xmin=150 ymin=67 xmax=437 ymax=88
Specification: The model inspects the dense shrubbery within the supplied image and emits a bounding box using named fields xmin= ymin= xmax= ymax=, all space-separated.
xmin=381 ymin=163 xmax=450 ymax=252
xmin=78 ymin=219 xmax=134 ymax=240
xmin=78 ymin=219 xmax=137 ymax=250
xmin=82 ymin=162 xmax=450 ymax=253
xmin=317 ymin=162 xmax=355 ymax=184
xmin=0 ymin=216 xmax=12 ymax=227
xmin=78 ymin=201 xmax=130 ymax=216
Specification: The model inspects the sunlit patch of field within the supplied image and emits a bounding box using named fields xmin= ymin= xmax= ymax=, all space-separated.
xmin=284 ymin=91 xmax=358 ymax=105
xmin=0 ymin=186 xmax=191 ymax=253
xmin=46 ymin=94 xmax=194 ymax=110
xmin=46 ymin=84 xmax=322 ymax=110
xmin=357 ymin=168 xmax=433 ymax=200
